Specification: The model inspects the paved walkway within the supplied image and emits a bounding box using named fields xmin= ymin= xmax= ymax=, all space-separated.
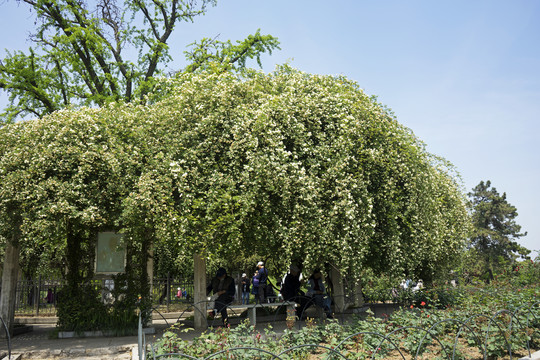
xmin=1 ymin=319 xmax=290 ymax=359
xmin=1 ymin=323 xmax=142 ymax=359
xmin=0 ymin=319 xmax=176 ymax=360
xmin=521 ymin=350 xmax=540 ymax=360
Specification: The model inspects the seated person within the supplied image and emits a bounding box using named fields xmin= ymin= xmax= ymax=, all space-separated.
xmin=206 ymin=267 xmax=235 ymax=325
xmin=280 ymin=265 xmax=302 ymax=301
xmin=298 ymin=269 xmax=333 ymax=319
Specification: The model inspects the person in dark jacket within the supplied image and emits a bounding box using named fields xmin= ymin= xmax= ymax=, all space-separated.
xmin=256 ymin=261 xmax=269 ymax=304
xmin=251 ymin=271 xmax=259 ymax=296
xmin=281 ymin=265 xmax=301 ymax=301
xmin=207 ymin=267 xmax=235 ymax=325
xmin=240 ymin=273 xmax=250 ymax=304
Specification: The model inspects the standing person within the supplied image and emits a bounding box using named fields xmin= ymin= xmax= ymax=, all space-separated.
xmin=46 ymin=289 xmax=54 ymax=304
xmin=251 ymin=271 xmax=259 ymax=298
xmin=240 ymin=273 xmax=250 ymax=305
xmin=206 ymin=267 xmax=235 ymax=325
xmin=256 ymin=261 xmax=269 ymax=304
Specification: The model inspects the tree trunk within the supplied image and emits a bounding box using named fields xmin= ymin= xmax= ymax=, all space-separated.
xmin=146 ymin=244 xmax=154 ymax=306
xmin=330 ymin=266 xmax=345 ymax=313
xmin=354 ymin=282 xmax=364 ymax=308
xmin=65 ymin=228 xmax=82 ymax=286
xmin=193 ymin=253 xmax=207 ymax=330
xmin=0 ymin=240 xmax=20 ymax=338
xmin=140 ymin=235 xmax=152 ymax=326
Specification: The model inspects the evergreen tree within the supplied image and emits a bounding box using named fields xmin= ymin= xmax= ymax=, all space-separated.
xmin=468 ymin=180 xmax=529 ymax=281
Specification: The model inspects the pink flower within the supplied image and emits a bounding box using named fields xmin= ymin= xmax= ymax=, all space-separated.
xmin=410 ymin=305 xmax=414 ymax=309
xmin=420 ymin=301 xmax=426 ymax=306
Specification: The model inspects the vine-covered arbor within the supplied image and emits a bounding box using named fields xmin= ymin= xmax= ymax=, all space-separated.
xmin=0 ymin=67 xmax=470 ymax=332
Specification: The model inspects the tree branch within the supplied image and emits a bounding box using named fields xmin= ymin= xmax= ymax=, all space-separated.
xmin=64 ymin=0 xmax=120 ymax=98
xmin=132 ymin=0 xmax=160 ymax=40
xmin=40 ymin=0 xmax=103 ymax=96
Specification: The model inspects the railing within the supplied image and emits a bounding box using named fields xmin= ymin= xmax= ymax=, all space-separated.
xmin=5 ymin=277 xmax=197 ymax=316
xmin=9 ymin=275 xmax=267 ymax=317
xmin=12 ymin=277 xmax=65 ymax=316
xmin=151 ymin=276 xmax=195 ymax=312
xmin=8 ymin=275 xmax=423 ymax=317
xmin=10 ymin=277 xmax=118 ymax=316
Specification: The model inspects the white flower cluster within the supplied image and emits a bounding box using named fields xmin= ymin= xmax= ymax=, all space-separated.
xmin=0 ymin=66 xmax=470 ymax=279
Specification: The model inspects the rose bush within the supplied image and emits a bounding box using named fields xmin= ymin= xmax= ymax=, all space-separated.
xmin=150 ymin=283 xmax=539 ymax=359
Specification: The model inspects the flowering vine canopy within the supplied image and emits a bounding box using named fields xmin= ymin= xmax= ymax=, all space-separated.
xmin=0 ymin=66 xmax=470 ymax=280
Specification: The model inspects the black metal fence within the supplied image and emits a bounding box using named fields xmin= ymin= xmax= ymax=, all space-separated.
xmin=8 ymin=277 xmax=198 ymax=316
xmin=12 ymin=277 xmax=65 ymax=316
xmin=9 ymin=274 xmax=278 ymax=316
xmin=10 ymin=277 xmax=126 ymax=316
xmin=5 ymin=277 xmax=528 ymax=312
xmin=151 ymin=277 xmax=195 ymax=312
xmin=4 ymin=277 xmax=198 ymax=316
xmin=5 ymin=277 xmax=494 ymax=317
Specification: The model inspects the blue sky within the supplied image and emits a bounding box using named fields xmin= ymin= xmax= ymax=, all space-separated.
xmin=1 ymin=0 xmax=539 ymax=254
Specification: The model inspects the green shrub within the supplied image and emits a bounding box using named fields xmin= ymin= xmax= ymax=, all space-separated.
xmin=56 ymin=283 xmax=107 ymax=332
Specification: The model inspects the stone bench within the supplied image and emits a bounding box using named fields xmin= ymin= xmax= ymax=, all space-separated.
xmin=228 ymin=302 xmax=296 ymax=326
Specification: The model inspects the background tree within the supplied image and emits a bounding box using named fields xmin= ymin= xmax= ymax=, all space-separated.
xmin=0 ymin=0 xmax=279 ymax=122
xmin=467 ymin=180 xmax=529 ymax=282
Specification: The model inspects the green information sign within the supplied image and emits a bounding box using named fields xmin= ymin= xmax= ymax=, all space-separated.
xmin=95 ymin=232 xmax=125 ymax=274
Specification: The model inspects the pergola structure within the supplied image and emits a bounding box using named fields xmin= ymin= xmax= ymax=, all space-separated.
xmin=0 ymin=68 xmax=469 ymax=334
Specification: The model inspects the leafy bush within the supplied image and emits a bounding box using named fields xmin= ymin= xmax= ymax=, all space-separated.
xmin=56 ymin=283 xmax=107 ymax=332
xmin=56 ymin=274 xmax=143 ymax=334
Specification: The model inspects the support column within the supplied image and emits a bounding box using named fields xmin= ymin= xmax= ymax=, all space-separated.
xmin=330 ymin=266 xmax=345 ymax=313
xmin=193 ymin=253 xmax=207 ymax=330
xmin=0 ymin=241 xmax=20 ymax=338
xmin=147 ymin=246 xmax=154 ymax=300
xmin=166 ymin=272 xmax=170 ymax=313
xmin=354 ymin=282 xmax=364 ymax=308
